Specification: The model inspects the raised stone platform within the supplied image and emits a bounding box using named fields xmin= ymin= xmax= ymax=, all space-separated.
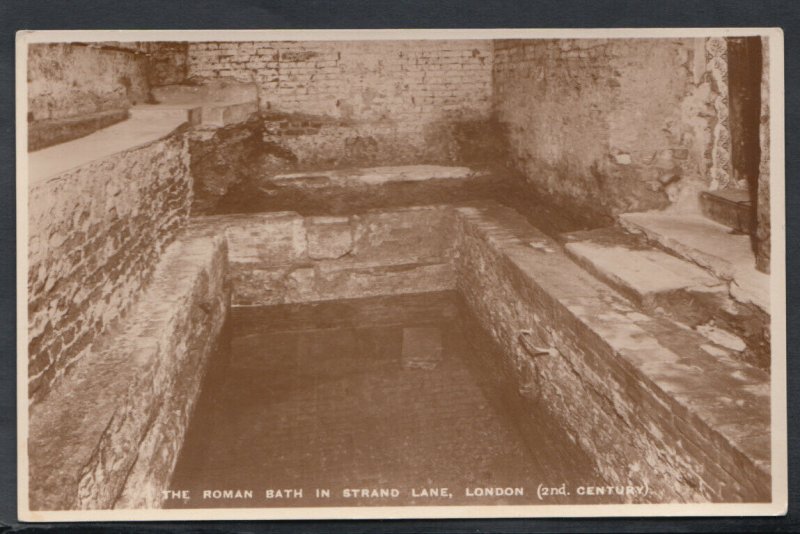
xmin=150 ymin=80 xmax=259 ymax=127
xmin=214 ymin=165 xmax=499 ymax=215
xmin=27 ymin=226 xmax=229 ymax=511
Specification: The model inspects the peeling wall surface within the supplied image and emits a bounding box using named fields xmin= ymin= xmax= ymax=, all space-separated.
xmin=27 ymin=43 xmax=150 ymax=121
xmin=27 ymin=131 xmax=192 ymax=402
xmin=493 ymin=38 xmax=729 ymax=217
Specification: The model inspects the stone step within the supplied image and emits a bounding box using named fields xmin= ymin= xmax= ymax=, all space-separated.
xmin=562 ymin=227 xmax=727 ymax=308
xmin=618 ymin=211 xmax=769 ymax=313
xmin=561 ymin=225 xmax=769 ymax=370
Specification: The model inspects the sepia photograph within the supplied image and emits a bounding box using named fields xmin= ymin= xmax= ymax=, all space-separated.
xmin=16 ymin=28 xmax=786 ymax=521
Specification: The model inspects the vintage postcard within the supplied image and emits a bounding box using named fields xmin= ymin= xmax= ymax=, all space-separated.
xmin=16 ymin=28 xmax=786 ymax=521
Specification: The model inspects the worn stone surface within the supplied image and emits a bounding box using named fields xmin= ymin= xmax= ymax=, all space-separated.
xmin=27 ymin=128 xmax=192 ymax=403
xmin=306 ymin=216 xmax=353 ymax=259
xmin=565 ymin=238 xmax=726 ymax=301
xmin=619 ymin=211 xmax=769 ymax=313
xmin=28 ymin=43 xmax=150 ymax=122
xmin=29 ymin=108 xmax=190 ymax=184
xmin=453 ymin=202 xmax=770 ymax=503
xmin=493 ymin=38 xmax=729 ymax=217
xmin=562 ymin=226 xmax=770 ymax=369
xmin=27 ymin=227 xmax=229 ymax=511
xmin=401 ymin=326 xmax=444 ymax=369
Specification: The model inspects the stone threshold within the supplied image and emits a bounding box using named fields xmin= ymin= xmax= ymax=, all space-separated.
xmin=27 ymin=227 xmax=229 ymax=511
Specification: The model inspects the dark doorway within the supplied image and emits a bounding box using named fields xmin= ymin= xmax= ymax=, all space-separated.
xmin=726 ymin=36 xmax=763 ymax=252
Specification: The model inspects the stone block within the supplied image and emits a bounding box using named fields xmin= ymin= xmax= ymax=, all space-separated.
xmin=224 ymin=213 xmax=307 ymax=266
xmin=306 ymin=216 xmax=353 ymax=260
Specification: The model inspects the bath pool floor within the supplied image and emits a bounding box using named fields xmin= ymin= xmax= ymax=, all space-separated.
xmin=167 ymin=291 xmax=609 ymax=507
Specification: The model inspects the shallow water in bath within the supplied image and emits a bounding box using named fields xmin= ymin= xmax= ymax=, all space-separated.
xmin=167 ymin=291 xmax=613 ymax=508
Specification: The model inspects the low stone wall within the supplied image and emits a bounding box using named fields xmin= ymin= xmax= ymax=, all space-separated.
xmin=192 ymin=205 xmax=458 ymax=306
xmin=453 ymin=202 xmax=770 ymax=503
xmin=27 ymin=128 xmax=192 ymax=403
xmin=28 ymin=227 xmax=229 ymax=511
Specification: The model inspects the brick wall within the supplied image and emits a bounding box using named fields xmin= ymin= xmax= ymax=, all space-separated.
xmin=187 ymin=40 xmax=492 ymax=123
xmin=27 ymin=43 xmax=150 ymax=122
xmin=493 ymin=38 xmax=727 ymax=217
xmin=178 ymin=40 xmax=497 ymax=210
xmin=27 ymin=130 xmax=192 ymax=402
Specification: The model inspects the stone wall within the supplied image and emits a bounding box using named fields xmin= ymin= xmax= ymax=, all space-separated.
xmin=27 ymin=43 xmax=150 ymax=122
xmin=27 ymin=129 xmax=192 ymax=402
xmin=454 ymin=202 xmax=769 ymax=503
xmin=492 ymin=38 xmax=729 ymax=217
xmin=193 ymin=206 xmax=458 ymax=307
xmin=28 ymin=227 xmax=229 ymax=510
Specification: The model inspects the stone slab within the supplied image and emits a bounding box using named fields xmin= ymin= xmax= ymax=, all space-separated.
xmin=271 ymin=165 xmax=485 ymax=187
xmin=563 ymin=228 xmax=726 ymax=305
xmin=619 ymin=211 xmax=770 ymax=313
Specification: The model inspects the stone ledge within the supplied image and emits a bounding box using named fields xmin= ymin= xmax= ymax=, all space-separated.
xmin=28 ymin=109 xmax=130 ymax=152
xmin=454 ymin=201 xmax=770 ymax=502
xmin=619 ymin=211 xmax=769 ymax=313
xmin=270 ymin=165 xmax=487 ymax=187
xmin=27 ymin=227 xmax=229 ymax=511
xmin=29 ymin=111 xmax=189 ymax=184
